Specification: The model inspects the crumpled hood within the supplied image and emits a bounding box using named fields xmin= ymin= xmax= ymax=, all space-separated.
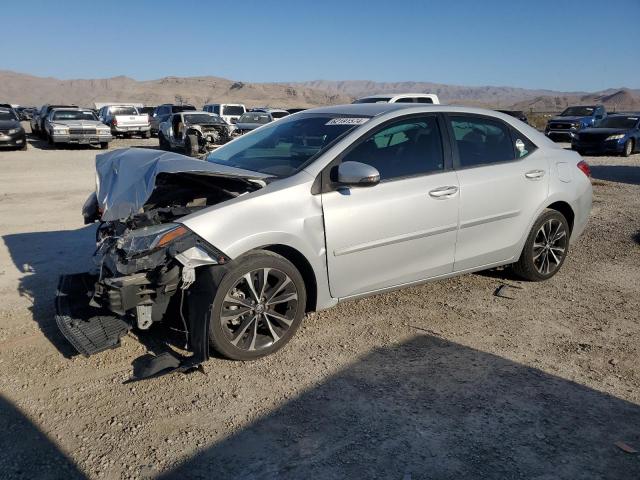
xmin=95 ymin=148 xmax=271 ymax=222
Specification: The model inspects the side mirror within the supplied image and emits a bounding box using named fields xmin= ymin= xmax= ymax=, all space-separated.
xmin=336 ymin=161 xmax=380 ymax=187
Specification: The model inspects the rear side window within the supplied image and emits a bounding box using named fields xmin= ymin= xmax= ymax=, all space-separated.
xmin=222 ymin=105 xmax=245 ymax=116
xmin=342 ymin=116 xmax=444 ymax=181
xmin=395 ymin=98 xmax=415 ymax=103
xmin=449 ymin=116 xmax=516 ymax=168
xmin=416 ymin=97 xmax=434 ymax=104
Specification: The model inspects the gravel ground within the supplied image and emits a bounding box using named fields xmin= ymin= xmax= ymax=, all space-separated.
xmin=0 ymin=129 xmax=639 ymax=479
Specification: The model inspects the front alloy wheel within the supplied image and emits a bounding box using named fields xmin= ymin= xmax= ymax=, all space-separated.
xmin=208 ymin=252 xmax=306 ymax=360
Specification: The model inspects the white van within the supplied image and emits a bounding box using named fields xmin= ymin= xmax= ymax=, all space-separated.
xmin=353 ymin=93 xmax=440 ymax=104
xmin=202 ymin=103 xmax=247 ymax=124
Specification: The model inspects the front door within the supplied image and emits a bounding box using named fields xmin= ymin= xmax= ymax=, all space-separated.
xmin=322 ymin=115 xmax=460 ymax=298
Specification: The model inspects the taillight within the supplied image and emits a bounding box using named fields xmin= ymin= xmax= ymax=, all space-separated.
xmin=112 ymin=118 xmax=118 ymax=126
xmin=577 ymin=160 xmax=591 ymax=178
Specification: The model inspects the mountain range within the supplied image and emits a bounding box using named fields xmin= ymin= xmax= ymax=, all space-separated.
xmin=1 ymin=70 xmax=638 ymax=112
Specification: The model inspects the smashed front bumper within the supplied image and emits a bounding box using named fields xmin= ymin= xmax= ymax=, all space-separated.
xmin=55 ymin=227 xmax=227 ymax=379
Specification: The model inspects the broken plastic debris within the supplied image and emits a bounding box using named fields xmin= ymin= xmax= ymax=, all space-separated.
xmin=494 ymin=283 xmax=523 ymax=300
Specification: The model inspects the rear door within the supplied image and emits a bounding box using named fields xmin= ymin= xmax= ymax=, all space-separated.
xmin=322 ymin=114 xmax=460 ymax=298
xmin=445 ymin=114 xmax=549 ymax=271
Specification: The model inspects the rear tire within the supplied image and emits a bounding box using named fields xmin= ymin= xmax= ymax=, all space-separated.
xmin=513 ymin=209 xmax=570 ymax=281
xmin=203 ymin=251 xmax=307 ymax=361
xmin=622 ymin=139 xmax=633 ymax=157
xmin=185 ymin=134 xmax=199 ymax=157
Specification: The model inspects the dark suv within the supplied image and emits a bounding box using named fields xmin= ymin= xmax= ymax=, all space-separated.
xmin=545 ymin=105 xmax=606 ymax=142
xmin=150 ymin=104 xmax=196 ymax=135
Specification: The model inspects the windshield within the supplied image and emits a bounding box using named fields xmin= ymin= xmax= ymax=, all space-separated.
xmin=138 ymin=107 xmax=154 ymax=114
xmin=239 ymin=113 xmax=271 ymax=125
xmin=0 ymin=109 xmax=18 ymax=121
xmin=205 ymin=114 xmax=371 ymax=177
xmin=598 ymin=116 xmax=639 ymax=129
xmin=354 ymin=97 xmax=392 ymax=104
xmin=110 ymin=106 xmax=138 ymax=115
xmin=560 ymin=106 xmax=595 ymax=117
xmin=52 ymin=110 xmax=97 ymax=121
xmin=184 ymin=114 xmax=224 ymax=124
xmin=222 ymin=105 xmax=245 ymax=116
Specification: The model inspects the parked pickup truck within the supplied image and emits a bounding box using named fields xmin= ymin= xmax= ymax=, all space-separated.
xmin=545 ymin=105 xmax=606 ymax=141
xmin=98 ymin=105 xmax=151 ymax=138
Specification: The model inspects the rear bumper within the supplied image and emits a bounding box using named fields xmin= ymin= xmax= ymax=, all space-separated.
xmin=112 ymin=125 xmax=150 ymax=133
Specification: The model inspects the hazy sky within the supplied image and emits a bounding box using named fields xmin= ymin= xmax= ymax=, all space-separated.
xmin=4 ymin=0 xmax=639 ymax=92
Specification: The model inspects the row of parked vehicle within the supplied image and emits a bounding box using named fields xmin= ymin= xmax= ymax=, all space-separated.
xmin=543 ymin=105 xmax=640 ymax=157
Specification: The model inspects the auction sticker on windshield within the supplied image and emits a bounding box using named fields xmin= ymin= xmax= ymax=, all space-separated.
xmin=325 ymin=118 xmax=369 ymax=125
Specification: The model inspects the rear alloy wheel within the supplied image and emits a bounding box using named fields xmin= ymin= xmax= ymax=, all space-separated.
xmin=513 ymin=209 xmax=569 ymax=281
xmin=207 ymin=252 xmax=306 ymax=360
xmin=622 ymin=139 xmax=634 ymax=157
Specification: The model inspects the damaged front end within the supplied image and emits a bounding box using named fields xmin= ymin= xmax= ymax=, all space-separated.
xmin=56 ymin=149 xmax=267 ymax=379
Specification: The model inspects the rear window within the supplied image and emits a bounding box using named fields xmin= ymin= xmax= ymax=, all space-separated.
xmin=110 ymin=106 xmax=138 ymax=115
xmin=221 ymin=105 xmax=245 ymax=116
xmin=239 ymin=113 xmax=271 ymax=124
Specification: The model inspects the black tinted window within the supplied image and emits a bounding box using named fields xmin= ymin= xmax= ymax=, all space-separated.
xmin=395 ymin=98 xmax=415 ymax=103
xmin=416 ymin=97 xmax=434 ymax=104
xmin=343 ymin=116 xmax=444 ymax=180
xmin=449 ymin=116 xmax=515 ymax=168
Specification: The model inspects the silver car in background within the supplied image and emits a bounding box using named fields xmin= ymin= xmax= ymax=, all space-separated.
xmin=58 ymin=103 xmax=591 ymax=377
xmin=44 ymin=108 xmax=112 ymax=148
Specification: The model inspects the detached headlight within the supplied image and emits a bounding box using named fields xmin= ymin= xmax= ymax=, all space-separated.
xmin=118 ymin=223 xmax=189 ymax=257
xmin=605 ymin=134 xmax=625 ymax=141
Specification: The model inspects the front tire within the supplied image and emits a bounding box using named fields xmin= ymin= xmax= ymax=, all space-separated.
xmin=158 ymin=132 xmax=169 ymax=150
xmin=513 ymin=209 xmax=570 ymax=281
xmin=185 ymin=134 xmax=199 ymax=157
xmin=622 ymin=139 xmax=634 ymax=157
xmin=206 ymin=251 xmax=306 ymax=361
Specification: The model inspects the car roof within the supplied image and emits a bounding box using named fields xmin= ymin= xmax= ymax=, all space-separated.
xmin=360 ymin=93 xmax=435 ymax=99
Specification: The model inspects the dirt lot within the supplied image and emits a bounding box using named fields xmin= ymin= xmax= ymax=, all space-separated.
xmin=0 ymin=129 xmax=639 ymax=479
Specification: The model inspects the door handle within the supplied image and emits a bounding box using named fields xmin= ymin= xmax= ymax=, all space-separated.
xmin=429 ymin=186 xmax=458 ymax=198
xmin=525 ymin=169 xmax=546 ymax=179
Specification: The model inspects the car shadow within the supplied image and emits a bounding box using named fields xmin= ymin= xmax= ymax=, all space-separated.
xmin=2 ymin=226 xmax=98 ymax=357
xmin=590 ymin=164 xmax=640 ymax=185
xmin=0 ymin=394 xmax=86 ymax=479
xmin=159 ymin=335 xmax=640 ymax=479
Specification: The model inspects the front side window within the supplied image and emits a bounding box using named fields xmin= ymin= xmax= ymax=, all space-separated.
xmin=341 ymin=116 xmax=444 ymax=180
xmin=0 ymin=108 xmax=18 ymax=121
xmin=449 ymin=116 xmax=516 ymax=168
xmin=395 ymin=98 xmax=415 ymax=103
